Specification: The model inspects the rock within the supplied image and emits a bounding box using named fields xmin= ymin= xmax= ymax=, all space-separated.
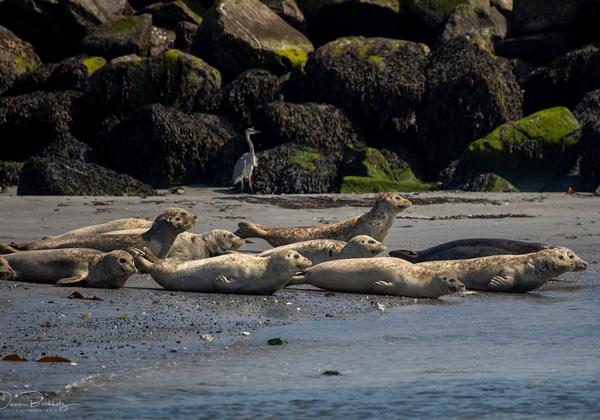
xmin=0 ymin=0 xmax=129 ymax=61
xmin=255 ymin=102 xmax=363 ymax=159
xmin=141 ymin=1 xmax=202 ymax=29
xmin=596 ymin=185 xmax=600 ymax=196
xmin=149 ymin=26 xmax=176 ymax=56
xmin=491 ymin=0 xmax=512 ymax=12
xmin=88 ymin=49 xmax=221 ymax=117
xmin=262 ymin=0 xmax=306 ymax=33
xmin=461 ymin=107 xmax=581 ymax=191
xmin=290 ymin=36 xmax=429 ymax=137
xmin=0 ymin=26 xmax=41 ymax=95
xmin=512 ymin=0 xmax=583 ymax=35
xmin=406 ymin=0 xmax=490 ymax=28
xmin=95 ymin=104 xmax=243 ymax=188
xmin=0 ymin=161 xmax=23 ymax=187
xmin=419 ymin=37 xmax=523 ymax=176
xmin=252 ymin=143 xmax=337 ymax=194
xmin=340 ymin=147 xmax=433 ymax=193
xmin=18 ymin=156 xmax=155 ymax=196
xmin=496 ymin=32 xmax=583 ymax=66
xmin=80 ymin=14 xmax=153 ymax=58
xmin=438 ymin=3 xmax=507 ymax=51
xmin=175 ymin=22 xmax=198 ymax=52
xmin=467 ymin=173 xmax=519 ymax=192
xmin=8 ymin=56 xmax=107 ymax=95
xmin=37 ymin=137 xmax=96 ymax=162
xmin=0 ymin=91 xmax=87 ymax=161
xmin=220 ymin=69 xmax=282 ymax=127
xmin=521 ymin=45 xmax=600 ymax=114
xmin=574 ymin=89 xmax=600 ymax=190
xmin=192 ymin=0 xmax=314 ymax=79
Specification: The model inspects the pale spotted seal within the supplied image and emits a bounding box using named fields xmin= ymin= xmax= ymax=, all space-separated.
xmin=235 ymin=192 xmax=412 ymax=246
xmin=293 ymin=257 xmax=464 ymax=298
xmin=130 ymin=247 xmax=312 ymax=295
xmin=417 ymin=247 xmax=588 ymax=292
xmin=50 ymin=218 xmax=153 ymax=238
xmin=390 ymin=238 xmax=550 ymax=263
xmin=2 ymin=208 xmax=197 ymax=260
xmin=0 ymin=249 xmax=136 ymax=288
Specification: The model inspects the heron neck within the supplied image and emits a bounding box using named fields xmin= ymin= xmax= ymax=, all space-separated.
xmin=246 ymin=133 xmax=255 ymax=155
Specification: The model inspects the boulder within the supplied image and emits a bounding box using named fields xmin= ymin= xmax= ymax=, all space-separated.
xmin=460 ymin=107 xmax=581 ymax=191
xmin=175 ymin=22 xmax=198 ymax=52
xmin=0 ymin=161 xmax=23 ymax=188
xmin=88 ymin=49 xmax=221 ymax=117
xmin=495 ymin=32 xmax=583 ymax=66
xmin=290 ymin=36 xmax=430 ymax=137
xmin=0 ymin=91 xmax=87 ymax=161
xmin=491 ymin=0 xmax=512 ymax=12
xmin=95 ymin=104 xmax=243 ymax=188
xmin=438 ymin=3 xmax=507 ymax=51
xmin=220 ymin=69 xmax=282 ymax=127
xmin=574 ymin=89 xmax=600 ymax=190
xmin=18 ymin=156 xmax=155 ymax=196
xmin=252 ymin=143 xmax=337 ymax=194
xmin=192 ymin=0 xmax=314 ymax=79
xmin=7 ymin=56 xmax=107 ymax=95
xmin=418 ymin=37 xmax=523 ymax=176
xmin=149 ymin=26 xmax=176 ymax=56
xmin=406 ymin=0 xmax=490 ymax=28
xmin=521 ymin=45 xmax=600 ymax=114
xmin=512 ymin=0 xmax=583 ymax=35
xmin=140 ymin=1 xmax=202 ymax=29
xmin=0 ymin=26 xmax=41 ymax=95
xmin=262 ymin=0 xmax=306 ymax=33
xmin=254 ymin=102 xmax=364 ymax=160
xmin=37 ymin=137 xmax=96 ymax=162
xmin=80 ymin=14 xmax=153 ymax=58
xmin=467 ymin=173 xmax=519 ymax=192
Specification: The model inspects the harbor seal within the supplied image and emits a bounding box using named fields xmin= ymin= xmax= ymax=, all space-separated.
xmin=390 ymin=238 xmax=551 ymax=262
xmin=235 ymin=192 xmax=412 ymax=246
xmin=50 ymin=218 xmax=152 ymax=238
xmin=417 ymin=247 xmax=588 ymax=293
xmin=130 ymin=247 xmax=312 ymax=295
xmin=3 ymin=208 xmax=197 ymax=260
xmin=259 ymin=235 xmax=386 ymax=266
xmin=293 ymin=257 xmax=465 ymax=298
xmin=0 ymin=249 xmax=136 ymax=288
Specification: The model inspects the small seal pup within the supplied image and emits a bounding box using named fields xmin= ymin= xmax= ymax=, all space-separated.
xmin=417 ymin=247 xmax=588 ymax=293
xmin=235 ymin=192 xmax=412 ymax=246
xmin=389 ymin=238 xmax=551 ymax=263
xmin=293 ymin=257 xmax=464 ymax=298
xmin=259 ymin=235 xmax=386 ymax=266
xmin=3 ymin=208 xmax=197 ymax=259
xmin=130 ymin=247 xmax=312 ymax=295
xmin=0 ymin=249 xmax=136 ymax=288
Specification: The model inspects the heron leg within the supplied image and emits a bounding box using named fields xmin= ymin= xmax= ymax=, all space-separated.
xmin=240 ymin=179 xmax=244 ymax=193
xmin=249 ymin=176 xmax=254 ymax=194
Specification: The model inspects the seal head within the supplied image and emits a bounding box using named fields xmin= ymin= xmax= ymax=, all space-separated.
xmin=206 ymin=230 xmax=246 ymax=255
xmin=375 ymin=192 xmax=412 ymax=213
xmin=90 ymin=250 xmax=137 ymax=288
xmin=344 ymin=235 xmax=386 ymax=256
xmin=151 ymin=207 xmax=197 ymax=233
xmin=269 ymin=250 xmax=312 ymax=273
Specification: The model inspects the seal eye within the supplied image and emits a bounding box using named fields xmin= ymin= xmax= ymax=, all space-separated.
xmin=175 ymin=217 xmax=181 ymax=222
xmin=559 ymin=255 xmax=564 ymax=260
xmin=368 ymin=240 xmax=375 ymax=244
xmin=294 ymin=255 xmax=299 ymax=259
xmin=569 ymin=255 xmax=574 ymax=259
xmin=119 ymin=258 xmax=128 ymax=264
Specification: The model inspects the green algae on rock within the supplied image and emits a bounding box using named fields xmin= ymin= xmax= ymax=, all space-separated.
xmin=82 ymin=57 xmax=107 ymax=76
xmin=80 ymin=14 xmax=153 ymax=58
xmin=0 ymin=26 xmax=41 ymax=95
xmin=468 ymin=173 xmax=519 ymax=192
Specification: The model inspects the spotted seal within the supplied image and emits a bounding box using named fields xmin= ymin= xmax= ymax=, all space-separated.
xmin=293 ymin=257 xmax=464 ymax=298
xmin=130 ymin=247 xmax=312 ymax=295
xmin=417 ymin=247 xmax=587 ymax=292
xmin=0 ymin=249 xmax=136 ymax=288
xmin=389 ymin=238 xmax=551 ymax=263
xmin=235 ymin=193 xmax=412 ymax=246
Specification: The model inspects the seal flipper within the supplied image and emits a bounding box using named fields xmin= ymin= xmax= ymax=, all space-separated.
xmin=235 ymin=222 xmax=269 ymax=239
xmin=0 ymin=243 xmax=19 ymax=254
xmin=369 ymin=280 xmax=395 ymax=294
xmin=388 ymin=249 xmax=420 ymax=263
xmin=214 ymin=275 xmax=242 ymax=292
xmin=57 ymin=272 xmax=87 ymax=285
xmin=0 ymin=258 xmax=16 ymax=280
xmin=488 ymin=275 xmax=516 ymax=291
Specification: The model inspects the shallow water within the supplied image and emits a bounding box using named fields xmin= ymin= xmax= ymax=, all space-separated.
xmin=48 ymin=278 xmax=600 ymax=419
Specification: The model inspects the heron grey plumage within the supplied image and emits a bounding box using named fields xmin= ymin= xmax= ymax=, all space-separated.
xmin=232 ymin=127 xmax=260 ymax=193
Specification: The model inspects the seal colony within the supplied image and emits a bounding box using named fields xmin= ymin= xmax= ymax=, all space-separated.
xmin=0 ymin=193 xmax=589 ymax=296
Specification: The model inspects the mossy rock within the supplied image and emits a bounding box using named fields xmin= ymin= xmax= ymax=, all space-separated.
xmin=407 ymin=0 xmax=489 ymax=27
xmin=0 ymin=26 xmax=41 ymax=95
xmin=469 ymin=173 xmax=519 ymax=192
xmin=80 ymin=14 xmax=153 ymax=58
xmin=141 ymin=1 xmax=203 ymax=29
xmin=297 ymin=0 xmax=401 ymax=19
xmin=465 ymin=107 xmax=581 ymax=191
xmin=0 ymin=161 xmax=24 ymax=187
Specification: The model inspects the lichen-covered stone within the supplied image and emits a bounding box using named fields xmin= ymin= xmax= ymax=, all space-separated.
xmin=192 ymin=0 xmax=314 ymax=79
xmin=406 ymin=0 xmax=490 ymax=28
xmin=80 ymin=14 xmax=153 ymax=58
xmin=574 ymin=89 xmax=600 ymax=191
xmin=521 ymin=45 xmax=600 ymax=114
xmin=467 ymin=173 xmax=519 ymax=192
xmin=141 ymin=1 xmax=202 ymax=29
xmin=463 ymin=107 xmax=581 ymax=191
xmin=419 ymin=37 xmax=523 ymax=176
xmin=252 ymin=143 xmax=337 ymax=194
xmin=262 ymin=0 xmax=306 ymax=33
xmin=220 ymin=69 xmax=282 ymax=127
xmin=0 ymin=161 xmax=23 ymax=188
xmin=290 ymin=36 xmax=429 ymax=137
xmin=0 ymin=25 xmax=41 ymax=95
xmin=149 ymin=26 xmax=176 ymax=56
xmin=18 ymin=156 xmax=156 ymax=196
xmin=438 ymin=3 xmax=507 ymax=51
xmin=95 ymin=104 xmax=244 ymax=188
xmin=254 ymin=102 xmax=364 ymax=160
xmin=88 ymin=49 xmax=221 ymax=117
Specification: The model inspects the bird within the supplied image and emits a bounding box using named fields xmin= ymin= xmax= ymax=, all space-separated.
xmin=231 ymin=127 xmax=260 ymax=193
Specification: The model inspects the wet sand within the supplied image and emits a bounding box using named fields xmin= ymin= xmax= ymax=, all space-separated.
xmin=0 ymin=189 xmax=598 ymax=415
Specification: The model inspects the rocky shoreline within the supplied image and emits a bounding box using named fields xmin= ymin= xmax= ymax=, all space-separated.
xmin=0 ymin=0 xmax=599 ymax=195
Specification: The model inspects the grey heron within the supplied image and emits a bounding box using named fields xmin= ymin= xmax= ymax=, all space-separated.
xmin=231 ymin=127 xmax=260 ymax=193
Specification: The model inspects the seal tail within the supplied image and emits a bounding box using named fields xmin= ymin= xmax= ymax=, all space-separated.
xmin=235 ymin=221 xmax=270 ymax=239
xmin=286 ymin=272 xmax=307 ymax=287
xmin=0 ymin=243 xmax=19 ymax=254
xmin=388 ymin=249 xmax=420 ymax=263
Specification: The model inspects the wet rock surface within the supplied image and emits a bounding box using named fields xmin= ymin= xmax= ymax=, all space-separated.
xmin=0 ymin=25 xmax=41 ymax=95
